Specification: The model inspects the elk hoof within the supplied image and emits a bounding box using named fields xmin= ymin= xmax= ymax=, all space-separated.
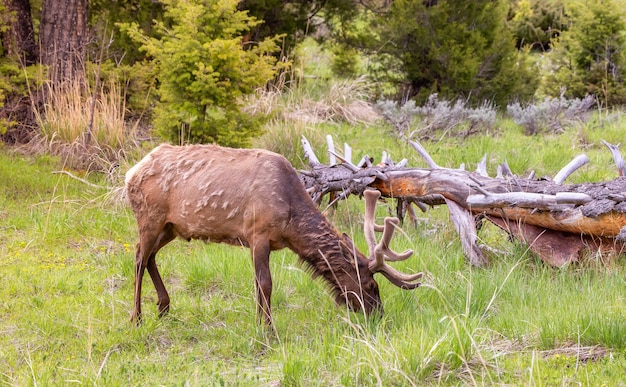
xmin=157 ymin=302 xmax=170 ymax=318
xmin=130 ymin=311 xmax=143 ymax=326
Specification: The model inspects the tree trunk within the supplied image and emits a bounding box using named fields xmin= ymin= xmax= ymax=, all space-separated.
xmin=40 ymin=0 xmax=88 ymax=85
xmin=0 ymin=0 xmax=39 ymax=143
xmin=3 ymin=0 xmax=39 ymax=65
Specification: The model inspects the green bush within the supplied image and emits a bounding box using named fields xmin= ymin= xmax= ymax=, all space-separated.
xmin=507 ymin=0 xmax=566 ymax=52
xmin=0 ymin=61 xmax=43 ymax=139
xmin=121 ymin=0 xmax=284 ymax=146
xmin=541 ymin=0 xmax=626 ymax=107
xmin=88 ymin=61 xmax=156 ymax=117
xmin=361 ymin=0 xmax=539 ymax=106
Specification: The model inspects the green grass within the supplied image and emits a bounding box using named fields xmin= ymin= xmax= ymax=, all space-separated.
xmin=2 ymin=118 xmax=626 ymax=385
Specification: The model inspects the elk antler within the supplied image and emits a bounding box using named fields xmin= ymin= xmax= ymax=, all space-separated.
xmin=363 ymin=190 xmax=423 ymax=289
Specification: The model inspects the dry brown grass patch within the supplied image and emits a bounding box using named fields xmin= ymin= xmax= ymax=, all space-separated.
xmin=247 ymin=75 xmax=380 ymax=126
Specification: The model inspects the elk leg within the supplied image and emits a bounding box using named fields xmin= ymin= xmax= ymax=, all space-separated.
xmin=252 ymin=241 xmax=272 ymax=326
xmin=131 ymin=243 xmax=148 ymax=324
xmin=147 ymin=227 xmax=176 ymax=317
xmin=146 ymin=254 xmax=169 ymax=317
xmin=131 ymin=224 xmax=171 ymax=324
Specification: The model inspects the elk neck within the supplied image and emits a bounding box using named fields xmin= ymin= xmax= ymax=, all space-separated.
xmin=284 ymin=203 xmax=361 ymax=294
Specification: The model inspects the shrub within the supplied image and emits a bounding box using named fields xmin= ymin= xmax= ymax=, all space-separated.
xmin=121 ymin=0 xmax=284 ymax=147
xmin=376 ymin=94 xmax=497 ymax=140
xmin=506 ymin=92 xmax=595 ymax=135
xmin=0 ymin=62 xmax=44 ymax=143
xmin=507 ymin=0 xmax=566 ymax=52
xmin=541 ymin=0 xmax=626 ymax=107
xmin=358 ymin=0 xmax=538 ymax=107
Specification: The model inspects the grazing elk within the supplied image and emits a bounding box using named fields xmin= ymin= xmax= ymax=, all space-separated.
xmin=125 ymin=143 xmax=422 ymax=325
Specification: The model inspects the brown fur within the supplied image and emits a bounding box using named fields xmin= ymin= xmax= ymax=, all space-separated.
xmin=125 ymin=143 xmax=381 ymax=325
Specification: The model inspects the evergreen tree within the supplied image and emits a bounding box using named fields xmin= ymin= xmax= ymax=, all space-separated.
xmin=122 ymin=0 xmax=283 ymax=146
xmin=359 ymin=0 xmax=539 ymax=106
xmin=90 ymin=0 xmax=164 ymax=65
xmin=239 ymin=0 xmax=357 ymax=56
xmin=508 ymin=0 xmax=566 ymax=52
xmin=541 ymin=0 xmax=626 ymax=106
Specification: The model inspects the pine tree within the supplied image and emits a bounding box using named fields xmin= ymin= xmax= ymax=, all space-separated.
xmin=122 ymin=0 xmax=283 ymax=146
xmin=541 ymin=0 xmax=626 ymax=106
xmin=508 ymin=0 xmax=566 ymax=52
xmin=363 ymin=0 xmax=538 ymax=106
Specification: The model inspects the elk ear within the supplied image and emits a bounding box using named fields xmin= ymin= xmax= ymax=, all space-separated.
xmin=340 ymin=232 xmax=356 ymax=250
xmin=339 ymin=233 xmax=363 ymax=261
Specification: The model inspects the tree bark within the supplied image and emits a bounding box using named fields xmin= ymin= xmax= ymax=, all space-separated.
xmin=3 ymin=0 xmax=39 ymax=65
xmin=0 ymin=0 xmax=40 ymax=143
xmin=40 ymin=0 xmax=88 ymax=85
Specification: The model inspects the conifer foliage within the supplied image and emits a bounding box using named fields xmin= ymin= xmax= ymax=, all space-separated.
xmin=122 ymin=0 xmax=283 ymax=146
xmin=362 ymin=0 xmax=539 ymax=106
xmin=541 ymin=0 xmax=626 ymax=106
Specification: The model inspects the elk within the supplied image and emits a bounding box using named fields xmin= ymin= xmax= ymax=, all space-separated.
xmin=124 ymin=143 xmax=422 ymax=325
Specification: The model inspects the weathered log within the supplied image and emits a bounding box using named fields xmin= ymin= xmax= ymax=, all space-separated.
xmin=300 ymin=136 xmax=626 ymax=266
xmin=466 ymin=192 xmax=592 ymax=209
xmin=487 ymin=216 xmax=626 ymax=266
xmin=445 ymin=197 xmax=489 ymax=267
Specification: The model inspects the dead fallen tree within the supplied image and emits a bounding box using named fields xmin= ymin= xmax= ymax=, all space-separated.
xmin=299 ymin=136 xmax=626 ymax=266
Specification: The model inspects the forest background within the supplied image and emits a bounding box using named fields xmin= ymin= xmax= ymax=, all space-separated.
xmin=2 ymin=0 xmax=626 ymax=385
xmin=1 ymin=0 xmax=626 ymax=152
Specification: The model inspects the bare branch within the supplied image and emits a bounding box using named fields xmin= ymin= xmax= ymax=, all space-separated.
xmin=601 ymin=140 xmax=626 ymax=177
xmin=476 ymin=154 xmax=488 ymax=177
xmin=329 ymin=151 xmax=360 ymax=172
xmin=397 ymin=158 xmax=409 ymax=167
xmin=444 ymin=198 xmax=489 ymax=267
xmin=52 ymin=170 xmax=112 ymax=190
xmin=409 ymin=140 xmax=440 ymax=168
xmin=553 ymin=154 xmax=589 ymax=184
xmin=357 ymin=155 xmax=373 ymax=168
xmin=555 ymin=192 xmax=593 ymax=205
xmin=301 ymin=136 xmax=320 ymax=165
xmin=344 ymin=143 xmax=353 ymax=165
xmin=467 ymin=192 xmax=591 ymax=209
xmin=499 ymin=159 xmax=514 ymax=179
xmin=469 ymin=183 xmax=491 ymax=196
xmin=326 ymin=135 xmax=336 ymax=166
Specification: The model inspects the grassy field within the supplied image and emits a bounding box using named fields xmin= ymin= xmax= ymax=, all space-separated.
xmin=1 ymin=117 xmax=626 ymax=385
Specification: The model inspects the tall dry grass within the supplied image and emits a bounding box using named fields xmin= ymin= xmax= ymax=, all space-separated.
xmin=247 ymin=69 xmax=380 ymax=126
xmin=248 ymin=69 xmax=381 ymax=166
xmin=29 ymin=76 xmax=145 ymax=174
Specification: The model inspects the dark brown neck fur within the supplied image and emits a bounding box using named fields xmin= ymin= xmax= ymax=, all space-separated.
xmin=284 ymin=206 xmax=360 ymax=298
